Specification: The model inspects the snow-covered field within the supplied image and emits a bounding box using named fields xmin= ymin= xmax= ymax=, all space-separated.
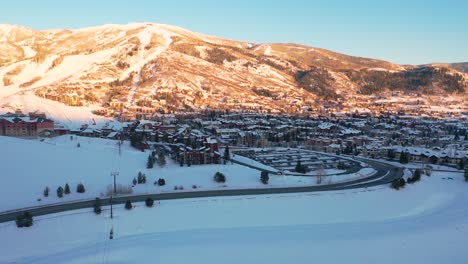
xmin=0 ymin=136 xmax=370 ymax=212
xmin=0 ymin=170 xmax=466 ymax=263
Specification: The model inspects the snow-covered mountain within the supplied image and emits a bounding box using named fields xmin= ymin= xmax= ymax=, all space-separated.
xmin=0 ymin=23 xmax=466 ymax=119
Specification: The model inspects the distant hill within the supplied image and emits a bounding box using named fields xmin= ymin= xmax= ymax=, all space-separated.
xmin=0 ymin=23 xmax=466 ymax=115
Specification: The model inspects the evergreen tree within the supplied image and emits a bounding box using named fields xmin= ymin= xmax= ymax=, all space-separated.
xmin=295 ymin=160 xmax=306 ymax=173
xmin=43 ymin=186 xmax=49 ymax=197
xmin=147 ymin=155 xmax=154 ymax=169
xmin=93 ymin=198 xmax=102 ymax=214
xmin=214 ymin=172 xmax=226 ymax=183
xmin=399 ymin=152 xmax=409 ymax=164
xmin=464 ymin=169 xmax=468 ymax=182
xmin=125 ymin=200 xmax=133 ymax=210
xmin=145 ymin=197 xmax=154 ymax=207
xmin=387 ymin=149 xmax=396 ymax=160
xmin=260 ymin=171 xmax=269 ymax=184
xmin=157 ymin=178 xmax=166 ymax=186
xmin=223 ymin=145 xmax=230 ymax=161
xmin=16 ymin=212 xmax=33 ymax=228
xmin=64 ymin=183 xmax=71 ymax=194
xmin=458 ymin=159 xmax=466 ymax=170
xmin=76 ymin=183 xmax=86 ymax=193
xmin=57 ymin=186 xmax=64 ymax=198
xmin=158 ymin=152 xmax=166 ymax=167
xmin=137 ymin=173 xmax=146 ymax=184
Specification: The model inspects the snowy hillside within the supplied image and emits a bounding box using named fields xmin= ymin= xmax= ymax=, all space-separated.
xmin=0 ymin=136 xmax=370 ymax=211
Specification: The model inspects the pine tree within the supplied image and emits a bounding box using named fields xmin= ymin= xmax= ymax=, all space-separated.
xmin=260 ymin=171 xmax=269 ymax=184
xmin=76 ymin=183 xmax=85 ymax=193
xmin=43 ymin=186 xmax=49 ymax=197
xmin=147 ymin=155 xmax=154 ymax=169
xmin=295 ymin=160 xmax=306 ymax=173
xmin=125 ymin=200 xmax=133 ymax=210
xmin=157 ymin=178 xmax=166 ymax=186
xmin=158 ymin=152 xmax=166 ymax=167
xmin=64 ymin=183 xmax=71 ymax=194
xmin=145 ymin=197 xmax=154 ymax=207
xmin=132 ymin=177 xmax=137 ymax=185
xmin=214 ymin=172 xmax=226 ymax=183
xmin=57 ymin=186 xmax=64 ymax=198
xmin=223 ymin=145 xmax=230 ymax=161
xmin=464 ymin=169 xmax=468 ymax=182
xmin=93 ymin=198 xmax=102 ymax=214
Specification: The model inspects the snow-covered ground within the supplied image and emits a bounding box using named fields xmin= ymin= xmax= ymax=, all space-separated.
xmin=0 ymin=170 xmax=466 ymax=263
xmin=0 ymin=136 xmax=370 ymax=212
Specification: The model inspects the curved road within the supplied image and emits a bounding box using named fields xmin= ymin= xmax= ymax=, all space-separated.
xmin=0 ymin=158 xmax=402 ymax=223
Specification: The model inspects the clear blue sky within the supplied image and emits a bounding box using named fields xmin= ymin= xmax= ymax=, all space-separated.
xmin=2 ymin=0 xmax=467 ymax=65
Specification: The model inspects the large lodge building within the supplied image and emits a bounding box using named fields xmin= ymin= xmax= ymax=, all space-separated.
xmin=0 ymin=112 xmax=54 ymax=137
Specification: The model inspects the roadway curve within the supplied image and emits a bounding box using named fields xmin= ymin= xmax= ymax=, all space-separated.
xmin=0 ymin=158 xmax=402 ymax=223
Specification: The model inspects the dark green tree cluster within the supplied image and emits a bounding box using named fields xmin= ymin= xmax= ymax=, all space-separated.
xmin=391 ymin=178 xmax=406 ymax=190
xmin=407 ymin=169 xmax=422 ymax=184
xmin=154 ymin=178 xmax=166 ymax=186
xmin=137 ymin=172 xmax=147 ymax=184
xmin=387 ymin=149 xmax=396 ymax=160
xmin=16 ymin=212 xmax=33 ymax=228
xmin=214 ymin=172 xmax=226 ymax=183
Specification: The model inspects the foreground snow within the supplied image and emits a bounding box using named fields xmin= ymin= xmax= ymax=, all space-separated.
xmin=0 ymin=136 xmax=369 ymax=211
xmin=0 ymin=171 xmax=466 ymax=263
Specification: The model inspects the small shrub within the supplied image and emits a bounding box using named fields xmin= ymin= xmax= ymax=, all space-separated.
xmin=145 ymin=197 xmax=154 ymax=207
xmin=16 ymin=212 xmax=33 ymax=228
xmin=64 ymin=183 xmax=71 ymax=194
xmin=93 ymin=198 xmax=102 ymax=214
xmin=43 ymin=186 xmax=49 ymax=197
xmin=125 ymin=200 xmax=133 ymax=210
xmin=76 ymin=183 xmax=86 ymax=193
xmin=57 ymin=186 xmax=64 ymax=198
xmin=192 ymin=185 xmax=197 ymax=189
xmin=214 ymin=172 xmax=226 ymax=183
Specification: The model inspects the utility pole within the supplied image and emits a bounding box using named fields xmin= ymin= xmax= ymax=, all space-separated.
xmin=111 ymin=171 xmax=119 ymax=194
xmin=110 ymin=194 xmax=113 ymax=219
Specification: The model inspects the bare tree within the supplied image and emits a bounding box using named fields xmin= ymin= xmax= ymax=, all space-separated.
xmin=316 ymin=164 xmax=325 ymax=184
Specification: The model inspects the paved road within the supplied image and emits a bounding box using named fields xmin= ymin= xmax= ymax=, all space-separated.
xmin=0 ymin=158 xmax=402 ymax=224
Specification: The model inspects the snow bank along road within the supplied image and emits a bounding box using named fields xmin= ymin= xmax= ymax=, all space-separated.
xmin=0 ymin=158 xmax=402 ymax=223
